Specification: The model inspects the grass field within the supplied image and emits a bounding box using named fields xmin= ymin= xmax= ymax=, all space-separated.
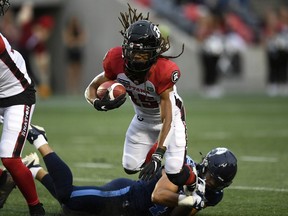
xmin=1 ymin=93 xmax=288 ymax=215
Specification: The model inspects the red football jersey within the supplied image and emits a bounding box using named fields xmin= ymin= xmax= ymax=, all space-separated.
xmin=102 ymin=46 xmax=182 ymax=117
xmin=103 ymin=47 xmax=181 ymax=95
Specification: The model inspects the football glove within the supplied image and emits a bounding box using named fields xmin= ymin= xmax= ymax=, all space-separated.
xmin=192 ymin=191 xmax=205 ymax=210
xmin=93 ymin=91 xmax=126 ymax=111
xmin=139 ymin=147 xmax=165 ymax=181
xmin=197 ymin=177 xmax=206 ymax=194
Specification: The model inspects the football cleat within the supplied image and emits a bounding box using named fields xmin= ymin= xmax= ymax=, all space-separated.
xmin=29 ymin=202 xmax=45 ymax=216
xmin=27 ymin=125 xmax=48 ymax=145
xmin=0 ymin=170 xmax=16 ymax=208
xmin=22 ymin=153 xmax=41 ymax=169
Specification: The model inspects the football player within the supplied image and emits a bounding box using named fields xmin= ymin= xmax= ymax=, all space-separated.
xmin=153 ymin=147 xmax=238 ymax=216
xmin=0 ymin=0 xmax=45 ymax=215
xmin=20 ymin=125 xmax=237 ymax=216
xmin=84 ymin=4 xmax=196 ymax=191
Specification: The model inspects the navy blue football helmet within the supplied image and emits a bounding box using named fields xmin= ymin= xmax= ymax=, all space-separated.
xmin=122 ymin=20 xmax=161 ymax=84
xmin=199 ymin=147 xmax=237 ymax=190
xmin=0 ymin=0 xmax=10 ymax=16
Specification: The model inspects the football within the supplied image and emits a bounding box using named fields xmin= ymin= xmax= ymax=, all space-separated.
xmin=96 ymin=80 xmax=126 ymax=100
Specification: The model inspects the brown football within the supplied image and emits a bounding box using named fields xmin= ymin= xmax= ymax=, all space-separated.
xmin=96 ymin=80 xmax=126 ymax=100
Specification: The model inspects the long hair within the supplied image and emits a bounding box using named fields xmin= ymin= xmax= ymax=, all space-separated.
xmin=118 ymin=3 xmax=184 ymax=59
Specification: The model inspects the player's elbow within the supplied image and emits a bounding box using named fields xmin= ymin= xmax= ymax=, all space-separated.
xmin=151 ymin=189 xmax=162 ymax=204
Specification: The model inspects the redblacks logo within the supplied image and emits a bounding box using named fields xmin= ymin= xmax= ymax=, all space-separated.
xmin=171 ymin=71 xmax=179 ymax=83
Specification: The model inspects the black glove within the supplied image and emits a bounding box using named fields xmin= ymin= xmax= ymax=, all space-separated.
xmin=139 ymin=147 xmax=165 ymax=181
xmin=93 ymin=91 xmax=126 ymax=111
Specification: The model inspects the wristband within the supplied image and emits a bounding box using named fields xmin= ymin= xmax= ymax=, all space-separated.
xmin=178 ymin=195 xmax=194 ymax=206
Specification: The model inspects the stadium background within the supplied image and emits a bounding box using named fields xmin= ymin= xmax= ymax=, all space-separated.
xmin=1 ymin=0 xmax=288 ymax=215
xmin=10 ymin=0 xmax=288 ymax=95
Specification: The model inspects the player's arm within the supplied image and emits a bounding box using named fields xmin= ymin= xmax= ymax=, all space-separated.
xmin=152 ymin=171 xmax=205 ymax=215
xmin=158 ymin=87 xmax=174 ymax=151
xmin=139 ymin=87 xmax=175 ymax=180
xmin=139 ymin=88 xmax=173 ymax=180
xmin=152 ymin=169 xmax=179 ymax=207
xmin=84 ymin=71 xmax=110 ymax=105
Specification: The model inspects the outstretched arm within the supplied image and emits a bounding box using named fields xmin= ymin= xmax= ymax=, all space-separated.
xmin=152 ymin=171 xmax=204 ymax=216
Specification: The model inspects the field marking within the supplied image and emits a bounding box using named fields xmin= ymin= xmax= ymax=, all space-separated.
xmin=74 ymin=162 xmax=113 ymax=169
xmin=202 ymin=132 xmax=230 ymax=140
xmin=229 ymin=186 xmax=288 ymax=193
xmin=240 ymin=156 xmax=278 ymax=162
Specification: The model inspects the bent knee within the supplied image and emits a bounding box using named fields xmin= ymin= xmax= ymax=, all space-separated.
xmin=122 ymin=154 xmax=144 ymax=173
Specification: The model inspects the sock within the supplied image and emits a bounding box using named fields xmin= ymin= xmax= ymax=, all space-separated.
xmin=34 ymin=134 xmax=47 ymax=149
xmin=30 ymin=167 xmax=42 ymax=179
xmin=41 ymin=174 xmax=57 ymax=199
xmin=2 ymin=158 xmax=39 ymax=206
xmin=43 ymin=152 xmax=73 ymax=202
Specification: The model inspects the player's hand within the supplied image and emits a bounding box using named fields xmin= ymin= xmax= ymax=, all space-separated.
xmin=192 ymin=191 xmax=205 ymax=210
xmin=93 ymin=91 xmax=126 ymax=111
xmin=139 ymin=147 xmax=165 ymax=181
xmin=197 ymin=177 xmax=206 ymax=194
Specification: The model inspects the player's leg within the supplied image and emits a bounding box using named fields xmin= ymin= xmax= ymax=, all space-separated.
xmin=0 ymin=105 xmax=45 ymax=215
xmin=22 ymin=152 xmax=57 ymax=200
xmin=0 ymin=168 xmax=15 ymax=208
xmin=164 ymin=109 xmax=196 ymax=186
xmin=0 ymin=109 xmax=16 ymax=208
xmin=122 ymin=115 xmax=161 ymax=174
xmin=27 ymin=125 xmax=73 ymax=203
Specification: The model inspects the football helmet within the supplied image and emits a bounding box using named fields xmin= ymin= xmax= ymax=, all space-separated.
xmin=0 ymin=0 xmax=10 ymax=16
xmin=122 ymin=20 xmax=161 ymax=84
xmin=199 ymin=147 xmax=237 ymax=190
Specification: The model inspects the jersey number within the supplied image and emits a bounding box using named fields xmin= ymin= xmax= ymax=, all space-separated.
xmin=127 ymin=91 xmax=158 ymax=108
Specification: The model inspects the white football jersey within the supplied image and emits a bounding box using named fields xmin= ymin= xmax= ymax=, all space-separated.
xmin=0 ymin=33 xmax=32 ymax=98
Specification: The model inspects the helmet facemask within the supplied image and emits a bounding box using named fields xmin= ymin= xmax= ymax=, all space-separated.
xmin=122 ymin=20 xmax=161 ymax=84
xmin=0 ymin=0 xmax=10 ymax=16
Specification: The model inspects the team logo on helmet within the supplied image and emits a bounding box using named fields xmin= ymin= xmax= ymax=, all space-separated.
xmin=171 ymin=71 xmax=179 ymax=83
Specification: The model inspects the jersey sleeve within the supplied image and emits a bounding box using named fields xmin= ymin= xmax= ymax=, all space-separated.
xmin=0 ymin=35 xmax=6 ymax=54
xmin=103 ymin=46 xmax=123 ymax=80
xmin=154 ymin=59 xmax=181 ymax=95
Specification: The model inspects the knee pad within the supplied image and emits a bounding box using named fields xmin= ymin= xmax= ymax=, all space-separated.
xmin=166 ymin=165 xmax=196 ymax=186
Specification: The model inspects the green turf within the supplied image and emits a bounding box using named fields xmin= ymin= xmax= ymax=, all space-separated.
xmin=1 ymin=94 xmax=288 ymax=215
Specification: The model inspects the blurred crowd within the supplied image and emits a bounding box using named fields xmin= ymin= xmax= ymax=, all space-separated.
xmin=0 ymin=3 xmax=86 ymax=98
xmin=134 ymin=0 xmax=288 ymax=97
xmin=0 ymin=3 xmax=54 ymax=99
xmin=1 ymin=1 xmax=287 ymax=98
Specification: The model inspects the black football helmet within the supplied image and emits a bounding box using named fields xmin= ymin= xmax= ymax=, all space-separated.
xmin=0 ymin=0 xmax=10 ymax=16
xmin=122 ymin=20 xmax=161 ymax=84
xmin=198 ymin=147 xmax=237 ymax=190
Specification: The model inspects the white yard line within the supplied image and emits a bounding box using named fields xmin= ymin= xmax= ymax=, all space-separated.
xmin=74 ymin=162 xmax=113 ymax=169
xmin=240 ymin=156 xmax=278 ymax=162
xmin=229 ymin=186 xmax=288 ymax=193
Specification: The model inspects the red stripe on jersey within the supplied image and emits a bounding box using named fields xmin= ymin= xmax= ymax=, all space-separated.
xmin=0 ymin=36 xmax=5 ymax=54
xmin=0 ymin=49 xmax=29 ymax=89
